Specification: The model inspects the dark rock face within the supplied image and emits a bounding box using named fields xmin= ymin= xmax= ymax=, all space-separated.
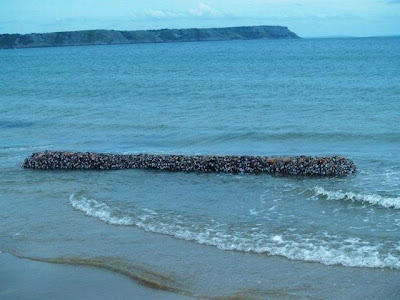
xmin=0 ymin=26 xmax=299 ymax=49
xmin=23 ymin=151 xmax=356 ymax=176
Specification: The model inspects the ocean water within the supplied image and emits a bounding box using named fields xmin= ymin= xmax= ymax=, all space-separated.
xmin=1 ymin=37 xmax=400 ymax=298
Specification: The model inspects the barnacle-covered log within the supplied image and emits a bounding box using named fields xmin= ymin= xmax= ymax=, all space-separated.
xmin=23 ymin=151 xmax=357 ymax=176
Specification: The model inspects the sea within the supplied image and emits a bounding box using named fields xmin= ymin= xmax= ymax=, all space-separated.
xmin=1 ymin=37 xmax=399 ymax=299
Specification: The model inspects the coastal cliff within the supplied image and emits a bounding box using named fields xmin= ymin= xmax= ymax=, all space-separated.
xmin=0 ymin=25 xmax=299 ymax=49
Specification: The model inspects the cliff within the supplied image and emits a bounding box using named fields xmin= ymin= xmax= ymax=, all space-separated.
xmin=0 ymin=25 xmax=299 ymax=49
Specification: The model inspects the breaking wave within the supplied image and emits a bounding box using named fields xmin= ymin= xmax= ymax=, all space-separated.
xmin=313 ymin=187 xmax=400 ymax=209
xmin=69 ymin=194 xmax=400 ymax=270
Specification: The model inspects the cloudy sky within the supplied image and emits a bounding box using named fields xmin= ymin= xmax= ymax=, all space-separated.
xmin=1 ymin=0 xmax=399 ymax=37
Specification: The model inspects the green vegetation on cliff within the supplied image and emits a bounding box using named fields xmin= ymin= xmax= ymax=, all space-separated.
xmin=0 ymin=25 xmax=299 ymax=49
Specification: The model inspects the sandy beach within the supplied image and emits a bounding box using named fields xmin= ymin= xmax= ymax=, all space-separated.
xmin=0 ymin=253 xmax=191 ymax=300
xmin=2 ymin=249 xmax=400 ymax=299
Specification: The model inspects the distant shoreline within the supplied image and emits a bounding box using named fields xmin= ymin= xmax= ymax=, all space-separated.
xmin=0 ymin=25 xmax=299 ymax=49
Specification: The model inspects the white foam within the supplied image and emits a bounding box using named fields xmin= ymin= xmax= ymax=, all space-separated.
xmin=69 ymin=194 xmax=400 ymax=270
xmin=272 ymin=235 xmax=283 ymax=244
xmin=313 ymin=187 xmax=400 ymax=209
xmin=69 ymin=194 xmax=133 ymax=225
xmin=2 ymin=144 xmax=53 ymax=151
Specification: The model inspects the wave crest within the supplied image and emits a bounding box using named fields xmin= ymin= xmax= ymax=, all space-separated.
xmin=313 ymin=187 xmax=400 ymax=209
xmin=69 ymin=195 xmax=133 ymax=225
xmin=69 ymin=194 xmax=400 ymax=270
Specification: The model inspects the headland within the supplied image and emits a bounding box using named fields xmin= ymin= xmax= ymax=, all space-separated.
xmin=0 ymin=25 xmax=299 ymax=49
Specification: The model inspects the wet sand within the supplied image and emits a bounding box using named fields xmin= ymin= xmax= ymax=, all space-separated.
xmin=0 ymin=253 xmax=191 ymax=300
xmin=2 ymin=250 xmax=400 ymax=300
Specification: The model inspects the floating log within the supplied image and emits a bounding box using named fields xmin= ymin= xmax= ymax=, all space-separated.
xmin=23 ymin=151 xmax=357 ymax=176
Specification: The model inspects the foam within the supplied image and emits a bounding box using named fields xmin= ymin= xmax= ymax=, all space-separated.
xmin=69 ymin=194 xmax=400 ymax=270
xmin=69 ymin=194 xmax=133 ymax=225
xmin=313 ymin=187 xmax=400 ymax=209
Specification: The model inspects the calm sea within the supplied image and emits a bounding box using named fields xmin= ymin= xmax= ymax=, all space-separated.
xmin=1 ymin=37 xmax=399 ymax=298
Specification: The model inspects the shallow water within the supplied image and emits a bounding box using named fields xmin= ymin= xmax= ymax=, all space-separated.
xmin=1 ymin=37 xmax=399 ymax=298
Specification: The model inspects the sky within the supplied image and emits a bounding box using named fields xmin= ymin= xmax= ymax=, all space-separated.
xmin=0 ymin=0 xmax=399 ymax=37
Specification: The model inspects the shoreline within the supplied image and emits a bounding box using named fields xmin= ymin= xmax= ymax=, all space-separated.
xmin=2 ymin=250 xmax=400 ymax=299
xmin=0 ymin=252 xmax=192 ymax=300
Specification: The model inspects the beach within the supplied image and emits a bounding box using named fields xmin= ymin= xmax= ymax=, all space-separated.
xmin=1 ymin=36 xmax=399 ymax=298
xmin=0 ymin=253 xmax=191 ymax=300
xmin=1 ymin=251 xmax=399 ymax=299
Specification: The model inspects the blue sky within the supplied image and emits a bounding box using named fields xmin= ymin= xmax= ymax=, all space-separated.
xmin=0 ymin=0 xmax=399 ymax=37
